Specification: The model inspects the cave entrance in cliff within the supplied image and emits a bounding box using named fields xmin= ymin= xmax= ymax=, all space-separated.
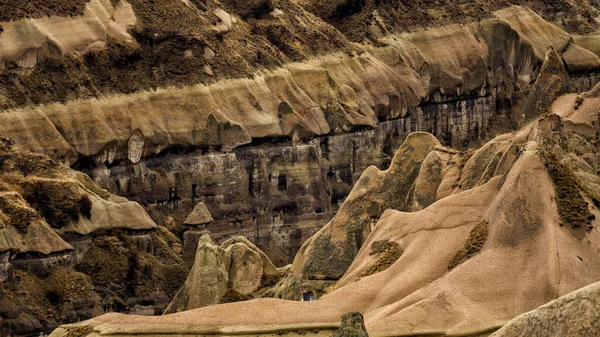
xmin=302 ymin=291 xmax=316 ymax=301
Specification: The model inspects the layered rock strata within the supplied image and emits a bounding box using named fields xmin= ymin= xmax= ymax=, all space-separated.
xmin=0 ymin=140 xmax=186 ymax=336
xmin=48 ymin=83 xmax=600 ymax=337
xmin=2 ymin=1 xmax=600 ymax=264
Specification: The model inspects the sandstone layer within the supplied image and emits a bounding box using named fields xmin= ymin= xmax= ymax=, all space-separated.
xmin=0 ymin=140 xmax=186 ymax=335
xmin=2 ymin=1 xmax=600 ymax=266
xmin=48 ymin=83 xmax=600 ymax=337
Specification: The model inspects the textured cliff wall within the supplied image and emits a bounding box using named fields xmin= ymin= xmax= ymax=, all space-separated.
xmin=47 ymin=83 xmax=600 ymax=337
xmin=1 ymin=1 xmax=600 ymax=266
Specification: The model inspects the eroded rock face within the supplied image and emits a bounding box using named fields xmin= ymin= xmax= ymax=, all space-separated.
xmin=0 ymin=139 xmax=187 ymax=336
xmin=165 ymin=235 xmax=286 ymax=313
xmin=1 ymin=1 xmax=599 ymax=269
xmin=491 ymin=282 xmax=600 ymax=337
xmin=46 ymin=86 xmax=600 ymax=337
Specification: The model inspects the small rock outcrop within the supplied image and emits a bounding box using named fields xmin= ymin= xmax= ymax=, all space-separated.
xmin=491 ymin=282 xmax=600 ymax=337
xmin=183 ymin=202 xmax=213 ymax=227
xmin=182 ymin=202 xmax=215 ymax=266
xmin=165 ymin=235 xmax=286 ymax=314
xmin=522 ymin=46 xmax=568 ymax=121
xmin=333 ymin=313 xmax=369 ymax=337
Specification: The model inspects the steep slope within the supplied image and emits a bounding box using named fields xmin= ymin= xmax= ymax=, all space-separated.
xmin=48 ymin=84 xmax=600 ymax=337
xmin=0 ymin=140 xmax=187 ymax=336
xmin=3 ymin=2 xmax=600 ymax=267
xmin=490 ymin=281 xmax=600 ymax=337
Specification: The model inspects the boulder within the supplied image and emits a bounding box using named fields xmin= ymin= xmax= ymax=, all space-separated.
xmin=184 ymin=202 xmax=214 ymax=227
xmin=333 ymin=312 xmax=369 ymax=337
xmin=491 ymin=282 xmax=600 ymax=337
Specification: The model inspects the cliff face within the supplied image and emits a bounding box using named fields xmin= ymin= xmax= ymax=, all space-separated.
xmin=0 ymin=1 xmax=599 ymax=336
xmin=1 ymin=1 xmax=600 ymax=264
xmin=48 ymin=81 xmax=600 ymax=337
xmin=0 ymin=139 xmax=188 ymax=336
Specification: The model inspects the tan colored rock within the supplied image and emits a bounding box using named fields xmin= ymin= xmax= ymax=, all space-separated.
xmin=165 ymin=234 xmax=231 ymax=313
xmin=0 ymin=0 xmax=136 ymax=71
xmin=184 ymin=202 xmax=213 ymax=226
xmin=494 ymin=6 xmax=572 ymax=60
xmin=227 ymin=242 xmax=264 ymax=295
xmin=563 ymin=43 xmax=600 ymax=73
xmin=166 ymin=235 xmax=285 ymax=313
xmin=49 ymin=92 xmax=600 ymax=337
xmin=283 ymin=132 xmax=441 ymax=292
xmin=491 ymin=282 xmax=600 ymax=337
xmin=3 ymin=7 xmax=583 ymax=165
xmin=522 ymin=46 xmax=567 ymax=121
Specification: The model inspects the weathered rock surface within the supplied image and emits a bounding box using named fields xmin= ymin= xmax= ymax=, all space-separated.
xmin=1 ymin=1 xmax=600 ymax=268
xmin=1 ymin=2 xmax=600 ymax=336
xmin=333 ymin=312 xmax=368 ymax=337
xmin=165 ymin=235 xmax=285 ymax=313
xmin=49 ymin=86 xmax=600 ymax=337
xmin=490 ymin=282 xmax=600 ymax=337
xmin=0 ymin=140 xmax=187 ymax=336
xmin=184 ymin=202 xmax=213 ymax=227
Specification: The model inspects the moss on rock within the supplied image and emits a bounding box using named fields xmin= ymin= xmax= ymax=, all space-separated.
xmin=361 ymin=240 xmax=403 ymax=277
xmin=0 ymin=193 xmax=39 ymax=234
xmin=21 ymin=179 xmax=82 ymax=229
xmin=544 ymin=154 xmax=594 ymax=231
xmin=448 ymin=219 xmax=488 ymax=270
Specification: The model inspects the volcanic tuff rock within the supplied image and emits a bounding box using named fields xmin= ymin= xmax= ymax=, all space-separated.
xmin=490 ymin=281 xmax=600 ymax=337
xmin=0 ymin=139 xmax=187 ymax=336
xmin=164 ymin=234 xmax=286 ymax=313
xmin=48 ymin=83 xmax=600 ymax=337
xmin=2 ymin=0 xmax=600 ymax=267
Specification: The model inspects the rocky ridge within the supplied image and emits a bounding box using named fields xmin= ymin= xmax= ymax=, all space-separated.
xmin=3 ymin=1 xmax=598 ymax=264
xmin=50 ymin=82 xmax=600 ymax=337
xmin=0 ymin=1 xmax=600 ymax=335
xmin=0 ymin=139 xmax=187 ymax=336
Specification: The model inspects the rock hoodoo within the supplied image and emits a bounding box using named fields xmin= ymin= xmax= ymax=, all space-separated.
xmin=48 ymin=84 xmax=600 ymax=337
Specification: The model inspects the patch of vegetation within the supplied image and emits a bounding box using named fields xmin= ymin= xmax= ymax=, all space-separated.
xmin=13 ymin=156 xmax=37 ymax=177
xmin=44 ymin=267 xmax=98 ymax=304
xmin=361 ymin=240 xmax=403 ymax=277
xmin=544 ymin=154 xmax=594 ymax=231
xmin=575 ymin=96 xmax=584 ymax=110
xmin=0 ymin=193 xmax=38 ymax=234
xmin=77 ymin=234 xmax=188 ymax=301
xmin=0 ymin=0 xmax=89 ymax=22
xmin=79 ymin=194 xmax=92 ymax=219
xmin=63 ymin=326 xmax=93 ymax=337
xmin=0 ymin=268 xmax=100 ymax=335
xmin=21 ymin=179 xmax=82 ymax=229
xmin=448 ymin=219 xmax=488 ymax=270
xmin=76 ymin=236 xmax=130 ymax=293
xmin=0 ymin=270 xmax=56 ymax=320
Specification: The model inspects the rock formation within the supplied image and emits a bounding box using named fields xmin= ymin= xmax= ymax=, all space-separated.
xmin=47 ymin=82 xmax=600 ymax=337
xmin=1 ymin=1 xmax=600 ymax=336
xmin=182 ymin=202 xmax=214 ymax=266
xmin=332 ymin=313 xmax=369 ymax=337
xmin=490 ymin=281 xmax=600 ymax=337
xmin=0 ymin=140 xmax=187 ymax=335
xmin=165 ymin=234 xmax=286 ymax=313
xmin=1 ymin=0 xmax=600 ymax=266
